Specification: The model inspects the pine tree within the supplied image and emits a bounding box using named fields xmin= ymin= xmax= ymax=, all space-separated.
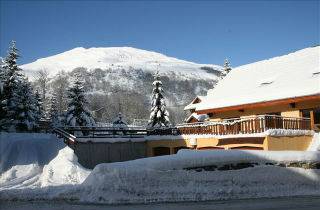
xmin=0 ymin=58 xmax=5 ymax=129
xmin=1 ymin=41 xmax=26 ymax=131
xmin=14 ymin=78 xmax=38 ymax=131
xmin=34 ymin=90 xmax=44 ymax=122
xmin=219 ymin=58 xmax=232 ymax=80
xmin=148 ymin=71 xmax=170 ymax=127
xmin=65 ymin=76 xmax=95 ymax=127
xmin=49 ymin=93 xmax=61 ymax=128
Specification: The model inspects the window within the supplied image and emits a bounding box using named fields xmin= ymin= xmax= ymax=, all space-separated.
xmin=301 ymin=109 xmax=311 ymax=118
xmin=300 ymin=107 xmax=320 ymax=124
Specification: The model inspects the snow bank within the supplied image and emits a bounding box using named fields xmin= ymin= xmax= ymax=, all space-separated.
xmin=0 ymin=133 xmax=90 ymax=190
xmin=0 ymin=133 xmax=64 ymax=173
xmin=83 ymin=150 xmax=320 ymax=173
xmin=1 ymin=148 xmax=320 ymax=204
xmin=78 ymin=150 xmax=320 ymax=204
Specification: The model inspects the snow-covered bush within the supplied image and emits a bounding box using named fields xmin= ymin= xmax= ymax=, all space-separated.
xmin=112 ymin=112 xmax=128 ymax=128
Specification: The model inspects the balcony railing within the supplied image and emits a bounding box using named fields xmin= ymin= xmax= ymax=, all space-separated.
xmin=176 ymin=115 xmax=311 ymax=136
xmin=54 ymin=115 xmax=311 ymax=140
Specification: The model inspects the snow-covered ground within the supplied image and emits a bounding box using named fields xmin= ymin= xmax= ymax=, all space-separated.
xmin=1 ymin=132 xmax=320 ymax=204
xmin=0 ymin=133 xmax=90 ymax=190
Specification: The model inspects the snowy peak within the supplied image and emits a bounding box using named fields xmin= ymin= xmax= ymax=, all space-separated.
xmin=20 ymin=47 xmax=222 ymax=79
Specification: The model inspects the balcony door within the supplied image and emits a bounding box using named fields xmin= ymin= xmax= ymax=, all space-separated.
xmin=301 ymin=107 xmax=320 ymax=131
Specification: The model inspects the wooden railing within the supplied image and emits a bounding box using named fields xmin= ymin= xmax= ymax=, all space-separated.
xmin=54 ymin=115 xmax=311 ymax=139
xmin=62 ymin=126 xmax=147 ymax=138
xmin=176 ymin=115 xmax=311 ymax=135
xmin=53 ymin=128 xmax=77 ymax=148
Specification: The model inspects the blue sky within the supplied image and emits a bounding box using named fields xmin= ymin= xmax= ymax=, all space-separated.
xmin=0 ymin=0 xmax=319 ymax=66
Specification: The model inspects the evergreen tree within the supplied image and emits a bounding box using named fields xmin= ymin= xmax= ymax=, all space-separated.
xmin=49 ymin=93 xmax=61 ymax=128
xmin=148 ymin=71 xmax=170 ymax=127
xmin=14 ymin=78 xmax=38 ymax=131
xmin=34 ymin=90 xmax=44 ymax=122
xmin=1 ymin=41 xmax=26 ymax=131
xmin=0 ymin=58 xmax=5 ymax=129
xmin=65 ymin=76 xmax=95 ymax=127
xmin=219 ymin=58 xmax=232 ymax=80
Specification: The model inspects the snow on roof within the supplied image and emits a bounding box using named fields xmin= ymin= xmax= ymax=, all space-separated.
xmin=183 ymin=96 xmax=205 ymax=111
xmin=185 ymin=113 xmax=208 ymax=122
xmin=197 ymin=46 xmax=320 ymax=111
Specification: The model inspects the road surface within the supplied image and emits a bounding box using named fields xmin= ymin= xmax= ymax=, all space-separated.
xmin=1 ymin=196 xmax=320 ymax=210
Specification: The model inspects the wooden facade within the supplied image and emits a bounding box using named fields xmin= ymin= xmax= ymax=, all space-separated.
xmin=196 ymin=94 xmax=320 ymax=131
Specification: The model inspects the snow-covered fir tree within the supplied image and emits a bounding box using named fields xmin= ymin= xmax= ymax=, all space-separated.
xmin=0 ymin=57 xmax=5 ymax=129
xmin=148 ymin=71 xmax=170 ymax=127
xmin=49 ymin=93 xmax=61 ymax=128
xmin=219 ymin=58 xmax=232 ymax=80
xmin=1 ymin=41 xmax=28 ymax=131
xmin=65 ymin=75 xmax=95 ymax=127
xmin=14 ymin=78 xmax=39 ymax=131
xmin=34 ymin=90 xmax=44 ymax=122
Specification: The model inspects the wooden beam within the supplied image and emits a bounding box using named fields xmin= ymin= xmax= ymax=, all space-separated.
xmin=196 ymin=94 xmax=320 ymax=114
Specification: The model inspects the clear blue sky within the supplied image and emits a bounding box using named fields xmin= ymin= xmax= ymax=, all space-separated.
xmin=0 ymin=0 xmax=319 ymax=67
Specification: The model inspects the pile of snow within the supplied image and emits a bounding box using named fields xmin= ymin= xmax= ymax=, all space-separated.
xmin=84 ymin=150 xmax=320 ymax=172
xmin=0 ymin=133 xmax=90 ymax=190
xmin=40 ymin=147 xmax=91 ymax=187
xmin=77 ymin=150 xmax=320 ymax=204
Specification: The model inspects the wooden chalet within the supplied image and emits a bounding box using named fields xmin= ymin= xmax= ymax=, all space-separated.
xmin=56 ymin=46 xmax=319 ymax=168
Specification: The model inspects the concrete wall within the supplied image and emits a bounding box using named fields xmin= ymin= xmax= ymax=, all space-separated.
xmin=73 ymin=135 xmax=313 ymax=169
xmin=74 ymin=141 xmax=147 ymax=169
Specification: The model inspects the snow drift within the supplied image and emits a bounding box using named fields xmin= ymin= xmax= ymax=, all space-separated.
xmin=77 ymin=149 xmax=320 ymax=204
xmin=0 ymin=133 xmax=90 ymax=190
xmin=1 ymin=132 xmax=320 ymax=204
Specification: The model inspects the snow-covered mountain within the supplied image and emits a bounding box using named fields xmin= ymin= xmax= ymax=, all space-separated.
xmin=20 ymin=47 xmax=223 ymax=123
xmin=21 ymin=47 xmax=222 ymax=80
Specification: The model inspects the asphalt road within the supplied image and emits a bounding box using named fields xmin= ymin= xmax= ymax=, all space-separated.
xmin=1 ymin=196 xmax=320 ymax=210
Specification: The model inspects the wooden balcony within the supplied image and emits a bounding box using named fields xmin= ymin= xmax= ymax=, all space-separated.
xmin=176 ymin=115 xmax=311 ymax=136
xmin=55 ymin=115 xmax=311 ymax=141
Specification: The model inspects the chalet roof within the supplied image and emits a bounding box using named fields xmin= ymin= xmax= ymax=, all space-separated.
xmin=185 ymin=113 xmax=209 ymax=123
xmin=184 ymin=96 xmax=205 ymax=111
xmin=197 ymin=46 xmax=320 ymax=112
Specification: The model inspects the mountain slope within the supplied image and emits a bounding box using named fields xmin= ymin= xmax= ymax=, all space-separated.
xmin=20 ymin=47 xmax=222 ymax=124
xmin=21 ymin=47 xmax=222 ymax=80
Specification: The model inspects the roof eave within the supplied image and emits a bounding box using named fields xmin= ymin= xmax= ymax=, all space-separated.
xmin=196 ymin=94 xmax=320 ymax=114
